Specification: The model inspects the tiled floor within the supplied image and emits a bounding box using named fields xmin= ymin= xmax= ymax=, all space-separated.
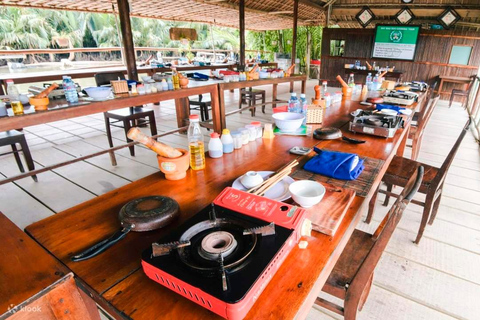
xmin=1 ymin=80 xmax=479 ymax=319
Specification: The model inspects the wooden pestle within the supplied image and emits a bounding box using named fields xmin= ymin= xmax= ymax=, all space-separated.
xmin=312 ymin=85 xmax=322 ymax=105
xmin=336 ymin=75 xmax=349 ymax=88
xmin=285 ymin=64 xmax=295 ymax=76
xmin=36 ymin=83 xmax=59 ymax=98
xmin=127 ymin=128 xmax=182 ymax=158
xmin=366 ymin=61 xmax=372 ymax=70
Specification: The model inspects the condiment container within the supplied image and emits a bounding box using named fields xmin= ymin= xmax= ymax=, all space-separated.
xmin=240 ymin=171 xmax=264 ymax=189
xmin=11 ymin=101 xmax=24 ymax=116
xmin=188 ymin=115 xmax=205 ymax=170
xmin=208 ymin=132 xmax=223 ymax=158
xmin=250 ymin=121 xmax=262 ymax=139
xmin=137 ymin=85 xmax=146 ymax=95
xmin=161 ymin=79 xmax=168 ymax=91
xmin=221 ymin=129 xmax=234 ymax=153
xmin=239 ymin=128 xmax=250 ymax=145
xmin=324 ymin=93 xmax=332 ymax=108
xmin=0 ymin=100 xmax=7 ymax=117
xmin=231 ymin=131 xmax=242 ymax=149
xmin=245 ymin=125 xmax=257 ymax=142
xmin=167 ymin=78 xmax=173 ymax=90
xmin=262 ymin=123 xmax=274 ymax=139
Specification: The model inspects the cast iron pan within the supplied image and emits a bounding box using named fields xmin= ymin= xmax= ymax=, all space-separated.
xmin=72 ymin=196 xmax=179 ymax=262
xmin=313 ymin=127 xmax=366 ymax=144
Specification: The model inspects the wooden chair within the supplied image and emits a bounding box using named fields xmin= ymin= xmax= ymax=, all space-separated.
xmin=0 ymin=130 xmax=37 ymax=182
xmin=409 ymin=95 xmax=440 ymax=160
xmin=315 ymin=166 xmax=424 ymax=320
xmin=367 ymin=119 xmax=471 ymax=244
xmin=239 ymin=88 xmax=266 ymax=116
xmin=449 ymin=75 xmax=477 ymax=109
xmin=189 ymin=94 xmax=211 ymax=122
xmin=94 ymin=72 xmax=157 ymax=159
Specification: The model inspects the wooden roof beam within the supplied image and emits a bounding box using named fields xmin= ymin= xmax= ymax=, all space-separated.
xmin=332 ymin=8 xmax=480 ymax=18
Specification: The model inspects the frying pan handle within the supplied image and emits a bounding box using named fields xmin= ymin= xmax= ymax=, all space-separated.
xmin=71 ymin=225 xmax=134 ymax=262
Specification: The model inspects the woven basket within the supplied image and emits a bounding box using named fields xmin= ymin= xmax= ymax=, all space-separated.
xmin=306 ymin=104 xmax=325 ymax=124
xmin=110 ymin=80 xmax=129 ymax=94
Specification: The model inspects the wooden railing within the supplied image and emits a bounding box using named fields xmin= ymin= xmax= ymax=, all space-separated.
xmin=467 ymin=77 xmax=480 ymax=143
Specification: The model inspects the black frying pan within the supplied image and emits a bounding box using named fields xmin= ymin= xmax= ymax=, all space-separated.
xmin=71 ymin=196 xmax=179 ymax=262
xmin=313 ymin=127 xmax=366 ymax=144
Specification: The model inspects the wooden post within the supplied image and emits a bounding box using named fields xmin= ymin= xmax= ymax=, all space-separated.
xmin=239 ymin=0 xmax=246 ymax=71
xmin=290 ymin=0 xmax=299 ymax=91
xmin=117 ymin=0 xmax=138 ymax=81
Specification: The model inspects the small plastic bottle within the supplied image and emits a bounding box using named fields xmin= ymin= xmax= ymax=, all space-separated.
xmin=161 ymin=79 xmax=168 ymax=91
xmin=321 ymin=80 xmax=328 ymax=98
xmin=250 ymin=121 xmax=262 ymax=139
xmin=208 ymin=132 xmax=223 ymax=158
xmin=324 ymin=92 xmax=332 ymax=108
xmin=220 ymin=129 xmax=234 ymax=153
xmin=187 ymin=115 xmax=205 ymax=170
xmin=62 ymin=76 xmax=78 ymax=104
xmin=6 ymin=80 xmax=20 ymax=101
xmin=366 ymin=73 xmax=373 ymax=91
xmin=299 ymin=94 xmax=307 ymax=125
xmin=172 ymin=68 xmax=180 ymax=90
xmin=347 ymin=73 xmax=355 ymax=88
xmin=167 ymin=78 xmax=173 ymax=90
xmin=288 ymin=92 xmax=300 ymax=113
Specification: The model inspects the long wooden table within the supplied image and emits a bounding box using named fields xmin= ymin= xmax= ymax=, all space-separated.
xmin=25 ymin=96 xmax=421 ymax=319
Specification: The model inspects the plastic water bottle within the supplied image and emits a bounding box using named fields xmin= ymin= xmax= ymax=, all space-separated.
xmin=187 ymin=115 xmax=206 ymax=170
xmin=372 ymin=74 xmax=379 ymax=91
xmin=299 ymin=94 xmax=307 ymax=125
xmin=6 ymin=80 xmax=20 ymax=101
xmin=62 ymin=76 xmax=78 ymax=103
xmin=321 ymin=80 xmax=328 ymax=98
xmin=288 ymin=92 xmax=300 ymax=113
xmin=366 ymin=73 xmax=373 ymax=91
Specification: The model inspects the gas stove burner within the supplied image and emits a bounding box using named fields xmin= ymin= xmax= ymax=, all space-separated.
xmin=177 ymin=218 xmax=257 ymax=274
xmin=200 ymin=231 xmax=238 ymax=260
xmin=141 ymin=187 xmax=308 ymax=320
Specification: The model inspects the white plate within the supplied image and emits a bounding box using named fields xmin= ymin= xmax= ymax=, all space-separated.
xmin=232 ymin=171 xmax=294 ymax=202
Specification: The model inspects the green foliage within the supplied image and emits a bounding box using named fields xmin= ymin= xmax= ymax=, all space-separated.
xmin=0 ymin=6 xmax=321 ymax=67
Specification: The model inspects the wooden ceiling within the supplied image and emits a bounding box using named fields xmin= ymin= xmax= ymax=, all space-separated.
xmin=329 ymin=0 xmax=480 ymax=30
xmin=1 ymin=0 xmax=480 ymax=30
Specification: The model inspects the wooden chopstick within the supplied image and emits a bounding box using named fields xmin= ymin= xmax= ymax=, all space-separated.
xmin=248 ymin=160 xmax=298 ymax=196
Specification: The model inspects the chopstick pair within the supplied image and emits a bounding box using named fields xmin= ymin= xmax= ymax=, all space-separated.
xmin=247 ymin=160 xmax=298 ymax=196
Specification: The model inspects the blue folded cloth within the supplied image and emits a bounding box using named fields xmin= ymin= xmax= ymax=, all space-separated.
xmin=193 ymin=72 xmax=209 ymax=81
xmin=304 ymin=148 xmax=365 ymax=180
xmin=376 ymin=104 xmax=405 ymax=112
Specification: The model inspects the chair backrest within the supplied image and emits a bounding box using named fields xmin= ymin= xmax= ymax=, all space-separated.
xmin=417 ymin=95 xmax=440 ymax=135
xmin=346 ymin=166 xmax=424 ymax=304
xmin=94 ymin=72 xmax=125 ymax=86
xmin=433 ymin=119 xmax=472 ymax=189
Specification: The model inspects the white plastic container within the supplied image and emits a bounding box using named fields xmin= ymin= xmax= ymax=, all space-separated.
xmin=245 ymin=125 xmax=257 ymax=142
xmin=221 ymin=129 xmax=234 ymax=153
xmin=208 ymin=132 xmax=223 ymax=158
xmin=231 ymin=130 xmax=243 ymax=149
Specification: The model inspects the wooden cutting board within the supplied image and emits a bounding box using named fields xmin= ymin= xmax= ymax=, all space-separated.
xmin=303 ymin=183 xmax=356 ymax=237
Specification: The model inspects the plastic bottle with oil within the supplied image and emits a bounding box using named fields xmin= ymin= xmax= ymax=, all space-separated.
xmin=187 ymin=115 xmax=205 ymax=170
xmin=172 ymin=68 xmax=180 ymax=90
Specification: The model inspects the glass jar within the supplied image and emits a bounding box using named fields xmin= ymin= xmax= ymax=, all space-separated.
xmin=11 ymin=101 xmax=24 ymax=115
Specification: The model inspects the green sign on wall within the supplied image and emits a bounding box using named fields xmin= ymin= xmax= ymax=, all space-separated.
xmin=372 ymin=25 xmax=420 ymax=61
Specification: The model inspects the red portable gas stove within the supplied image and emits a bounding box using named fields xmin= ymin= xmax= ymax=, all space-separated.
xmin=142 ymin=187 xmax=307 ymax=320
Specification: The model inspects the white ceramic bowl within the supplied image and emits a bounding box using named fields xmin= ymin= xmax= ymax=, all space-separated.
xmin=272 ymin=112 xmax=305 ymax=132
xmin=240 ymin=171 xmax=264 ymax=189
xmin=84 ymin=87 xmax=112 ymax=100
xmin=289 ymin=180 xmax=326 ymax=208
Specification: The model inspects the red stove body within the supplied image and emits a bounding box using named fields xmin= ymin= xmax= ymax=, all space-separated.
xmin=142 ymin=187 xmax=307 ymax=320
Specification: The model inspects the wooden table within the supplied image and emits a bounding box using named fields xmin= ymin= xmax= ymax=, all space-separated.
xmin=0 ymin=212 xmax=98 ymax=319
xmin=344 ymin=68 xmax=403 ymax=80
xmin=215 ymin=75 xmax=308 ymax=130
xmin=436 ymin=75 xmax=471 ymax=96
xmin=25 ymin=96 xmax=422 ymax=320
xmin=0 ymin=64 xmax=237 ymax=95
xmin=0 ymin=84 xmax=222 ymax=133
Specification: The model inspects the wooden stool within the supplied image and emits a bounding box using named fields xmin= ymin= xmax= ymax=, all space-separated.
xmin=239 ymin=88 xmax=266 ymax=116
xmin=0 ymin=130 xmax=37 ymax=182
xmin=95 ymin=72 xmax=157 ymax=160
xmin=189 ymin=94 xmax=211 ymax=122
